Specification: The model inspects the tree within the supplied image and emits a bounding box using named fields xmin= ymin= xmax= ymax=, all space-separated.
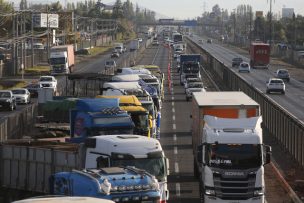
xmin=112 ymin=0 xmax=123 ymax=19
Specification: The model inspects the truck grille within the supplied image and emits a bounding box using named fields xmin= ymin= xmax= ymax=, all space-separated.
xmin=213 ymin=172 xmax=256 ymax=200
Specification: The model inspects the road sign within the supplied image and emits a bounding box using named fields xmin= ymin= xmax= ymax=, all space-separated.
xmin=184 ymin=20 xmax=197 ymax=26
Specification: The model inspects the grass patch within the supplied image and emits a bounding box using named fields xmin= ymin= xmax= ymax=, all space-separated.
xmin=23 ymin=66 xmax=50 ymax=75
xmin=89 ymin=46 xmax=112 ymax=56
xmin=0 ymin=81 xmax=27 ymax=90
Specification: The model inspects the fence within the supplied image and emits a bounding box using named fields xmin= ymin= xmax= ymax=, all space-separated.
xmin=187 ymin=36 xmax=304 ymax=168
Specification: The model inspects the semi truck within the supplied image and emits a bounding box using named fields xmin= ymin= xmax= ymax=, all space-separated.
xmin=50 ymin=167 xmax=161 ymax=202
xmin=69 ymin=98 xmax=134 ymax=143
xmin=0 ymin=138 xmax=162 ymax=203
xmin=129 ymin=39 xmax=140 ymax=51
xmin=191 ymin=92 xmax=271 ymax=203
xmin=249 ymin=42 xmax=270 ymax=69
xmin=96 ymin=95 xmax=152 ymax=137
xmin=179 ymin=54 xmax=201 ymax=85
xmin=83 ymin=134 xmax=170 ymax=203
xmin=49 ymin=45 xmax=75 ymax=74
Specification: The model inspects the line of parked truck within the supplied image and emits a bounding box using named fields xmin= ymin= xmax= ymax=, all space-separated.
xmin=0 ymin=64 xmax=168 ymax=203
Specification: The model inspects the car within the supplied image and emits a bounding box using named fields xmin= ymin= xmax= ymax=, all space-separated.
xmin=238 ymin=62 xmax=251 ymax=73
xmin=232 ymin=57 xmax=243 ymax=67
xmin=11 ymin=88 xmax=31 ymax=104
xmin=111 ymin=50 xmax=119 ymax=58
xmin=137 ymin=38 xmax=143 ymax=43
xmin=207 ymin=39 xmax=212 ymax=43
xmin=275 ymin=69 xmax=290 ymax=82
xmin=74 ymin=48 xmax=91 ymax=55
xmin=104 ymin=60 xmax=117 ymax=70
xmin=0 ymin=90 xmax=16 ymax=111
xmin=198 ymin=39 xmax=203 ymax=44
xmin=184 ymin=77 xmax=203 ymax=89
xmin=266 ymin=78 xmax=285 ymax=94
xmin=185 ymin=82 xmax=206 ymax=101
xmin=39 ymin=76 xmax=57 ymax=91
xmin=25 ymin=83 xmax=40 ymax=98
xmin=152 ymin=40 xmax=159 ymax=46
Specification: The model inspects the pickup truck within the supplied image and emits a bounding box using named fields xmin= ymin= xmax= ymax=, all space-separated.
xmin=0 ymin=90 xmax=16 ymax=111
xmin=39 ymin=76 xmax=57 ymax=92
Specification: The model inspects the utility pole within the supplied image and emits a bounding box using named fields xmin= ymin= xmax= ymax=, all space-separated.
xmin=47 ymin=6 xmax=50 ymax=59
xmin=12 ymin=9 xmax=16 ymax=75
xmin=31 ymin=11 xmax=34 ymax=67
xmin=269 ymin=0 xmax=274 ymax=47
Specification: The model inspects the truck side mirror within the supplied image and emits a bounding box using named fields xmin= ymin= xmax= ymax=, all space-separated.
xmin=196 ymin=145 xmax=203 ymax=164
xmin=166 ymin=158 xmax=170 ymax=175
xmin=264 ymin=145 xmax=272 ymax=165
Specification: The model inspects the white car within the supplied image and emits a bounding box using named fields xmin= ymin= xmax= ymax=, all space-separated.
xmin=105 ymin=60 xmax=116 ymax=70
xmin=11 ymin=88 xmax=31 ymax=104
xmin=39 ymin=76 xmax=57 ymax=91
xmin=238 ymin=62 xmax=251 ymax=73
xmin=266 ymin=78 xmax=285 ymax=94
xmin=186 ymin=82 xmax=206 ymax=101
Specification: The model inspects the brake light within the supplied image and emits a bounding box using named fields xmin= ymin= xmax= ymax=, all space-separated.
xmin=160 ymin=200 xmax=166 ymax=203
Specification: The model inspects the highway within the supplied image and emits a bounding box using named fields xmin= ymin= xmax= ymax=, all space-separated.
xmin=133 ymin=42 xmax=292 ymax=202
xmin=189 ymin=34 xmax=304 ymax=122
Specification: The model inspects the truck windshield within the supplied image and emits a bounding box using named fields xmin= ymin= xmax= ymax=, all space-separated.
xmin=131 ymin=114 xmax=148 ymax=129
xmin=206 ymin=144 xmax=262 ymax=169
xmin=182 ymin=63 xmax=199 ymax=73
xmin=112 ymin=157 xmax=166 ymax=181
xmin=50 ymin=57 xmax=66 ymax=65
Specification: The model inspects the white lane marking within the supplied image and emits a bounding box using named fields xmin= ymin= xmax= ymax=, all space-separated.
xmin=176 ymin=183 xmax=181 ymax=197
xmin=171 ymin=96 xmax=174 ymax=100
xmin=172 ymin=108 xmax=175 ymax=113
xmin=173 ymin=134 xmax=177 ymax=141
xmin=173 ymin=124 xmax=176 ymax=130
xmin=172 ymin=101 xmax=175 ymax=107
xmin=174 ymin=146 xmax=178 ymax=154
xmin=175 ymin=162 xmax=179 ymax=173
xmin=172 ymin=115 xmax=175 ymax=121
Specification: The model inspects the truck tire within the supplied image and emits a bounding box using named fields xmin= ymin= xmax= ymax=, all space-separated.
xmin=199 ymin=177 xmax=205 ymax=203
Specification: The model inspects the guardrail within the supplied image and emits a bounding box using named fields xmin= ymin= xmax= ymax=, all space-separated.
xmin=186 ymin=36 xmax=304 ymax=168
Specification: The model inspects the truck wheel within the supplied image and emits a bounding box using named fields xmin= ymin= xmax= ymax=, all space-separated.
xmin=186 ymin=97 xmax=189 ymax=101
xmin=282 ymin=91 xmax=285 ymax=95
xmin=199 ymin=178 xmax=205 ymax=203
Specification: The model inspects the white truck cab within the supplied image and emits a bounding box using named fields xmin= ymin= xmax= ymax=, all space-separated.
xmin=85 ymin=134 xmax=170 ymax=202
xmin=196 ymin=116 xmax=271 ymax=203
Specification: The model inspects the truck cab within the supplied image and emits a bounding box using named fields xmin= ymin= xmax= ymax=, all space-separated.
xmin=49 ymin=45 xmax=74 ymax=74
xmin=85 ymin=134 xmax=170 ymax=202
xmin=96 ymin=95 xmax=152 ymax=137
xmin=179 ymin=54 xmax=201 ymax=85
xmin=196 ymin=116 xmax=271 ymax=203
xmin=69 ymin=98 xmax=134 ymax=143
xmin=50 ymin=167 xmax=161 ymax=202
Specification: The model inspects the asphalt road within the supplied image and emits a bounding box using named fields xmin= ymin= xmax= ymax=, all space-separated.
xmin=137 ymin=42 xmax=292 ymax=203
xmin=189 ymin=34 xmax=304 ymax=123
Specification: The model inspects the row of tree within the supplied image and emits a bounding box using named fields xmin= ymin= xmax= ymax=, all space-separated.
xmin=199 ymin=4 xmax=304 ymax=46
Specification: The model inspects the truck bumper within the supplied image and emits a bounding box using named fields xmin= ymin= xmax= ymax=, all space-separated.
xmin=204 ymin=195 xmax=265 ymax=203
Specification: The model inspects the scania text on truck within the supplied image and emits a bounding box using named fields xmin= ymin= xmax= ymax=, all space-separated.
xmin=249 ymin=42 xmax=270 ymax=69
xmin=191 ymin=92 xmax=271 ymax=203
xmin=49 ymin=45 xmax=75 ymax=74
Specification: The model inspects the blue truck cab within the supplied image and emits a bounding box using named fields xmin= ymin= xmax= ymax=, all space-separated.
xmin=68 ymin=98 xmax=134 ymax=143
xmin=50 ymin=166 xmax=161 ymax=203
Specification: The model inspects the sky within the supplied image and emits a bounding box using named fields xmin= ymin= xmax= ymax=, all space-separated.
xmin=117 ymin=0 xmax=304 ymax=19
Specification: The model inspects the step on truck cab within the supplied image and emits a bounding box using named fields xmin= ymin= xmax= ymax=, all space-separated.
xmin=85 ymin=134 xmax=170 ymax=203
xmin=50 ymin=166 xmax=161 ymax=203
xmin=191 ymin=92 xmax=271 ymax=203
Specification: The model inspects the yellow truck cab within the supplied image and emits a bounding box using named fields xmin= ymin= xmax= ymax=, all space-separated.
xmin=96 ymin=95 xmax=152 ymax=137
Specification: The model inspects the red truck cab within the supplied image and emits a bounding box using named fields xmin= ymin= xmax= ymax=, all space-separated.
xmin=250 ymin=42 xmax=270 ymax=68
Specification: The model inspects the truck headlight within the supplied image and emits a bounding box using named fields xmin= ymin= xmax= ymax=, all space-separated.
xmin=150 ymin=176 xmax=159 ymax=190
xmin=205 ymin=187 xmax=215 ymax=196
xmin=5 ymin=99 xmax=10 ymax=102
xmin=100 ymin=179 xmax=111 ymax=195
xmin=254 ymin=188 xmax=264 ymax=196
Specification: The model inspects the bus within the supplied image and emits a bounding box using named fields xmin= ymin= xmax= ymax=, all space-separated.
xmin=173 ymin=33 xmax=183 ymax=43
